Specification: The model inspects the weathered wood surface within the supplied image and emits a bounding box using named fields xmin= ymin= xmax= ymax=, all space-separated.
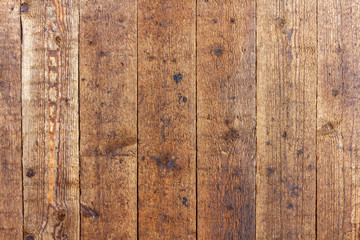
xmin=197 ymin=0 xmax=256 ymax=239
xmin=317 ymin=0 xmax=360 ymax=239
xmin=21 ymin=0 xmax=79 ymax=238
xmin=0 ymin=1 xmax=22 ymax=239
xmin=2 ymin=0 xmax=360 ymax=239
xmin=79 ymin=0 xmax=137 ymax=238
xmin=256 ymin=0 xmax=317 ymax=239
xmin=137 ymin=0 xmax=196 ymax=239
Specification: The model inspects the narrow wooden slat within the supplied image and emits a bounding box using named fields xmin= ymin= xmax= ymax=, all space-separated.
xmin=317 ymin=1 xmax=360 ymax=238
xmin=0 ymin=1 xmax=22 ymax=239
xmin=79 ymin=0 xmax=137 ymax=238
xmin=197 ymin=0 xmax=256 ymax=239
xmin=256 ymin=0 xmax=317 ymax=239
xmin=137 ymin=0 xmax=196 ymax=238
xmin=22 ymin=0 xmax=79 ymax=238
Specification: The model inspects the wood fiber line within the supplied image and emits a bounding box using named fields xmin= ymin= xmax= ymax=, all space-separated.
xmin=317 ymin=0 xmax=360 ymax=239
xmin=256 ymin=0 xmax=317 ymax=239
xmin=197 ymin=0 xmax=256 ymax=239
xmin=21 ymin=0 xmax=79 ymax=238
xmin=0 ymin=1 xmax=22 ymax=239
xmin=79 ymin=0 xmax=137 ymax=238
xmin=137 ymin=0 xmax=196 ymax=239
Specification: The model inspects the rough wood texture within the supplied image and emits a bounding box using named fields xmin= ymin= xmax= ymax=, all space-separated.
xmin=256 ymin=0 xmax=317 ymax=239
xmin=317 ymin=1 xmax=360 ymax=239
xmin=197 ymin=0 xmax=256 ymax=239
xmin=21 ymin=0 xmax=79 ymax=238
xmin=79 ymin=0 xmax=137 ymax=238
xmin=0 ymin=1 xmax=22 ymax=239
xmin=137 ymin=0 xmax=196 ymax=239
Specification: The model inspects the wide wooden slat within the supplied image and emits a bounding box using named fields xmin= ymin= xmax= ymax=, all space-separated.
xmin=197 ymin=0 xmax=256 ymax=239
xmin=317 ymin=1 xmax=360 ymax=239
xmin=137 ymin=0 xmax=196 ymax=238
xmin=0 ymin=1 xmax=22 ymax=239
xmin=256 ymin=0 xmax=317 ymax=239
xmin=79 ymin=0 xmax=137 ymax=238
xmin=22 ymin=0 xmax=79 ymax=238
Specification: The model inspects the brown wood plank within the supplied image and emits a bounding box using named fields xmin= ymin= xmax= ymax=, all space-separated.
xmin=0 ymin=1 xmax=22 ymax=239
xmin=137 ymin=0 xmax=196 ymax=239
xmin=317 ymin=1 xmax=360 ymax=239
xmin=79 ymin=0 xmax=137 ymax=238
xmin=256 ymin=0 xmax=317 ymax=239
xmin=21 ymin=0 xmax=79 ymax=238
xmin=196 ymin=0 xmax=256 ymax=239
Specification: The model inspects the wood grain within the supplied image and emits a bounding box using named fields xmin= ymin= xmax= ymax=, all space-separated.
xmin=256 ymin=0 xmax=317 ymax=239
xmin=0 ymin=1 xmax=22 ymax=239
xmin=79 ymin=0 xmax=137 ymax=238
xmin=137 ymin=0 xmax=196 ymax=239
xmin=197 ymin=0 xmax=256 ymax=239
xmin=21 ymin=0 xmax=79 ymax=238
xmin=317 ymin=1 xmax=360 ymax=239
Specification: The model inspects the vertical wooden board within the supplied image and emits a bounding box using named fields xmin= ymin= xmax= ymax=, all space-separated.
xmin=317 ymin=1 xmax=360 ymax=239
xmin=137 ymin=0 xmax=196 ymax=239
xmin=79 ymin=0 xmax=137 ymax=238
xmin=197 ymin=0 xmax=256 ymax=239
xmin=256 ymin=0 xmax=317 ymax=239
xmin=22 ymin=0 xmax=79 ymax=238
xmin=0 ymin=1 xmax=22 ymax=239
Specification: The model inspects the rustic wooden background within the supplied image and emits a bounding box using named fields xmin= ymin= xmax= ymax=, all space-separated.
xmin=1 ymin=0 xmax=359 ymax=239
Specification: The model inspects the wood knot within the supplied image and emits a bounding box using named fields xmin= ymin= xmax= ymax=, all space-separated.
xmin=20 ymin=3 xmax=29 ymax=13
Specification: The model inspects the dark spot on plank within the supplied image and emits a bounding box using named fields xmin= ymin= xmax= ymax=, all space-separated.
xmin=150 ymin=153 xmax=177 ymax=170
xmin=172 ymin=58 xmax=177 ymax=63
xmin=88 ymin=40 xmax=93 ymax=45
xmin=307 ymin=164 xmax=314 ymax=170
xmin=297 ymin=149 xmax=304 ymax=156
xmin=98 ymin=51 xmax=106 ymax=57
xmin=332 ymin=89 xmax=339 ymax=96
xmin=55 ymin=36 xmax=61 ymax=45
xmin=26 ymin=168 xmax=36 ymax=178
xmin=225 ymin=119 xmax=229 ymax=125
xmin=266 ymin=141 xmax=271 ymax=145
xmin=106 ymin=90 xmax=111 ymax=94
xmin=81 ymin=204 xmax=98 ymax=218
xmin=227 ymin=205 xmax=234 ymax=210
xmin=57 ymin=211 xmax=66 ymax=221
xmin=213 ymin=19 xmax=217 ymax=24
xmin=290 ymin=186 xmax=299 ymax=197
xmin=141 ymin=156 xmax=145 ymax=161
xmin=230 ymin=18 xmax=235 ymax=23
xmin=214 ymin=47 xmax=223 ymax=56
xmin=223 ymin=127 xmax=240 ymax=142
xmin=25 ymin=236 xmax=35 ymax=240
xmin=267 ymin=168 xmax=275 ymax=175
xmin=173 ymin=73 xmax=183 ymax=84
xmin=282 ymin=131 xmax=287 ymax=138
xmin=205 ymin=0 xmax=208 ymax=2
xmin=20 ymin=3 xmax=29 ymax=13
xmin=287 ymin=203 xmax=294 ymax=209
xmin=182 ymin=96 xmax=187 ymax=103
xmin=182 ymin=197 xmax=189 ymax=207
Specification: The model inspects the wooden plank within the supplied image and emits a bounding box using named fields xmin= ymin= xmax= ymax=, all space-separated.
xmin=137 ymin=0 xmax=196 ymax=238
xmin=256 ymin=0 xmax=317 ymax=239
xmin=317 ymin=1 xmax=360 ymax=239
xmin=79 ymin=0 xmax=137 ymax=238
xmin=21 ymin=0 xmax=79 ymax=238
xmin=0 ymin=1 xmax=22 ymax=239
xmin=196 ymin=0 xmax=256 ymax=239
